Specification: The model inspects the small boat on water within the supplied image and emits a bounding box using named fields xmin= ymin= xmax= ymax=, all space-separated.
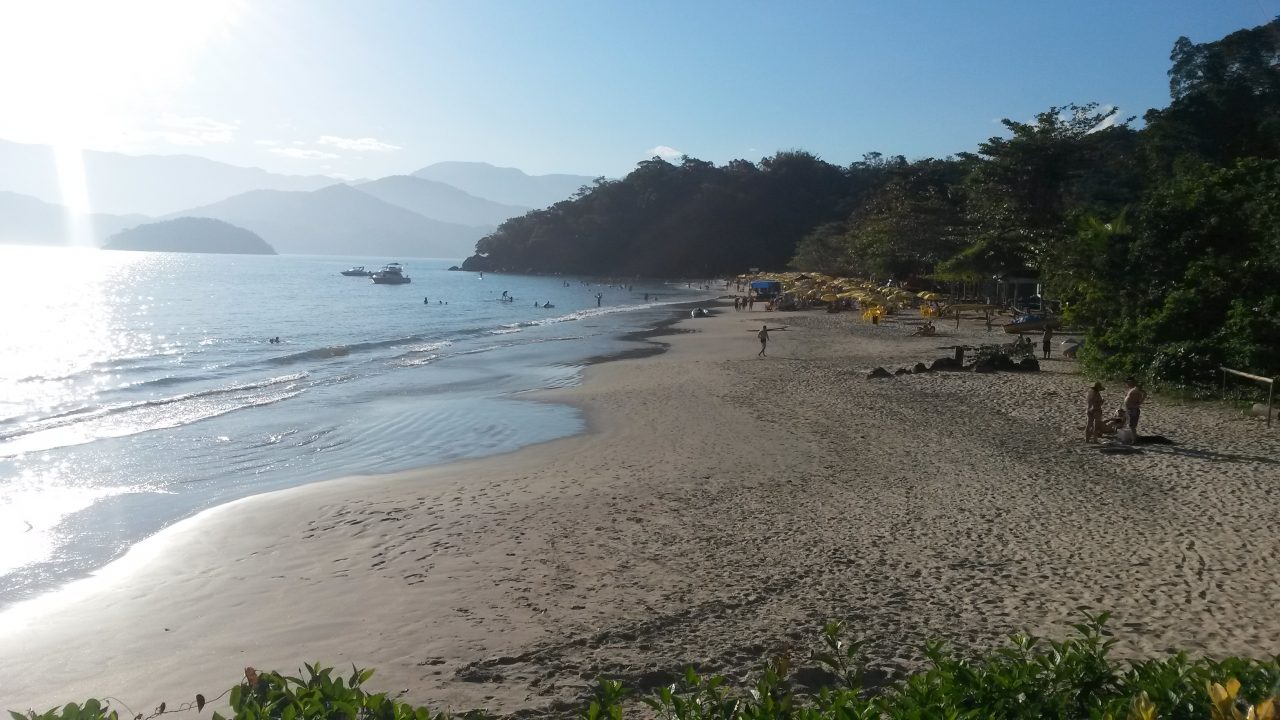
xmin=341 ymin=265 xmax=373 ymax=276
xmin=1004 ymin=313 xmax=1060 ymax=333
xmin=371 ymin=263 xmax=411 ymax=284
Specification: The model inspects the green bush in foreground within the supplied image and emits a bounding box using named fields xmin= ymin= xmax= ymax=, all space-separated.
xmin=11 ymin=613 xmax=1280 ymax=720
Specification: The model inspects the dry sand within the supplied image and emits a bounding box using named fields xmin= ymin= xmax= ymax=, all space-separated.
xmin=2 ymin=305 xmax=1277 ymax=714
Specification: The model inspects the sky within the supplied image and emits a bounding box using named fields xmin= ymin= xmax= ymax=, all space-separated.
xmin=0 ymin=0 xmax=1276 ymax=180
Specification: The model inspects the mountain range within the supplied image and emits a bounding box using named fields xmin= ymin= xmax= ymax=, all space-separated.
xmin=354 ymin=174 xmax=531 ymax=227
xmin=0 ymin=191 xmax=149 ymax=246
xmin=169 ymin=184 xmax=488 ymax=258
xmin=0 ymin=139 xmax=336 ymax=217
xmin=0 ymin=140 xmax=596 ymax=258
xmin=412 ymin=161 xmax=595 ymax=209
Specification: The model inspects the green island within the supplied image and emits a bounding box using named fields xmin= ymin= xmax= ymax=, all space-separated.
xmin=104 ymin=217 xmax=277 ymax=255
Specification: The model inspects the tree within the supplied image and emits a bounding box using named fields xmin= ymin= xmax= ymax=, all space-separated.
xmin=957 ymin=104 xmax=1140 ymax=278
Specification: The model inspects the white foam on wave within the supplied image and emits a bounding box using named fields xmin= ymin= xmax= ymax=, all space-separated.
xmin=0 ymin=374 xmax=309 ymax=457
xmin=391 ymin=354 xmax=440 ymax=368
xmin=526 ymin=301 xmax=675 ymax=327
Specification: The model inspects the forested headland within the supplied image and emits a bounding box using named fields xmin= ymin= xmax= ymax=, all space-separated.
xmin=463 ymin=20 xmax=1279 ymax=386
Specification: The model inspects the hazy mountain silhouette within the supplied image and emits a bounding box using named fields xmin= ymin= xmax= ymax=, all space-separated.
xmin=105 ymin=217 xmax=276 ymax=255
xmin=411 ymin=161 xmax=594 ymax=209
xmin=0 ymin=191 xmax=149 ymax=246
xmin=0 ymin=139 xmax=337 ymax=216
xmin=355 ymin=175 xmax=531 ymax=226
xmin=170 ymin=184 xmax=487 ymax=258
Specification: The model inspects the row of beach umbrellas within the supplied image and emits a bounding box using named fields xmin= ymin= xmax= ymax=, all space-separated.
xmin=739 ymin=272 xmax=943 ymax=312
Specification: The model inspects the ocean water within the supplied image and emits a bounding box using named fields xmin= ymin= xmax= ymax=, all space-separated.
xmin=0 ymin=246 xmax=714 ymax=606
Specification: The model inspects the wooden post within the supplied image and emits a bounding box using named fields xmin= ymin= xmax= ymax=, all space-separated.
xmin=1269 ymin=377 xmax=1275 ymax=429
xmin=1220 ymin=366 xmax=1276 ymax=428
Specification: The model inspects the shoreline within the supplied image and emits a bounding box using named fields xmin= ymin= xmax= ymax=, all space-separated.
xmin=2 ymin=307 xmax=1276 ymax=714
xmin=0 ymin=296 xmax=710 ymax=609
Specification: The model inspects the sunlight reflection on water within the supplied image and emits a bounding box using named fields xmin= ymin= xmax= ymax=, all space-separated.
xmin=1 ymin=248 xmax=168 ymax=406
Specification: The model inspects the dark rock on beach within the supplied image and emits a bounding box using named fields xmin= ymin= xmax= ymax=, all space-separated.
xmin=1015 ymin=357 xmax=1041 ymax=372
xmin=930 ymin=357 xmax=961 ymax=371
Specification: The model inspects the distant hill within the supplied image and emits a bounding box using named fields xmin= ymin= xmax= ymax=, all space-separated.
xmin=0 ymin=191 xmax=149 ymax=246
xmin=105 ymin=217 xmax=276 ymax=254
xmin=170 ymin=184 xmax=488 ymax=258
xmin=355 ymin=175 xmax=531 ymax=226
xmin=411 ymin=161 xmax=595 ymax=209
xmin=0 ymin=139 xmax=338 ymax=216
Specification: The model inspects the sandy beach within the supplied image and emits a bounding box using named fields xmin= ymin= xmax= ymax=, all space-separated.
xmin=2 ymin=305 xmax=1277 ymax=714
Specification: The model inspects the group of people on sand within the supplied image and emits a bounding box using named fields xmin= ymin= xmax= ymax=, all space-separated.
xmin=1085 ymin=377 xmax=1145 ymax=443
xmin=733 ymin=296 xmax=761 ymax=311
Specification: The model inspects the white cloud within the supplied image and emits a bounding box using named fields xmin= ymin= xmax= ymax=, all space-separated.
xmin=1087 ymin=105 xmax=1120 ymax=134
xmin=156 ymin=113 xmax=237 ymax=145
xmin=647 ymin=145 xmax=683 ymax=160
xmin=317 ymin=135 xmax=402 ymax=152
xmin=254 ymin=139 xmax=282 ymax=147
xmin=269 ymin=147 xmax=340 ymax=160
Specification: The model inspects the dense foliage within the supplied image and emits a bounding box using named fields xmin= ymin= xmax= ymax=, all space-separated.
xmin=465 ymin=19 xmax=1280 ymax=386
xmin=466 ymin=151 xmax=870 ymax=277
xmin=13 ymin=615 xmax=1280 ymax=720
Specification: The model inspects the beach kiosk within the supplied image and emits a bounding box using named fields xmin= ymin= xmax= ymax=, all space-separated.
xmin=749 ymin=280 xmax=783 ymax=300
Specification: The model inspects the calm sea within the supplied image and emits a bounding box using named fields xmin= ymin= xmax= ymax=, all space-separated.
xmin=0 ymin=246 xmax=714 ymax=606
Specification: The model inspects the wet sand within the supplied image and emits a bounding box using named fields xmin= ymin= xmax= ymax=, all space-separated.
xmin=2 ymin=306 xmax=1277 ymax=714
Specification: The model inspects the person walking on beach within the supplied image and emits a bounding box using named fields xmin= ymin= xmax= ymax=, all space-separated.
xmin=756 ymin=324 xmax=785 ymax=357
xmin=1085 ymin=381 xmax=1104 ymax=442
xmin=1124 ymin=377 xmax=1145 ymax=433
xmin=1042 ymin=327 xmax=1054 ymax=359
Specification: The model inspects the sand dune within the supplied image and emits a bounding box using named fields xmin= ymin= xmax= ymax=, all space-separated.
xmin=2 ymin=306 xmax=1277 ymax=714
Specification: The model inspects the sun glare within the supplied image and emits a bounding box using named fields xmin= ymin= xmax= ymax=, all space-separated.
xmin=0 ymin=0 xmax=244 ymax=227
xmin=52 ymin=143 xmax=94 ymax=246
xmin=0 ymin=0 xmax=244 ymax=150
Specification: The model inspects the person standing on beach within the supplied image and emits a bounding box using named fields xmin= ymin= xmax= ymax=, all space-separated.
xmin=757 ymin=324 xmax=784 ymax=357
xmin=595 ymin=292 xmax=603 ymax=307
xmin=1124 ymin=377 xmax=1145 ymax=433
xmin=1085 ymin=381 xmax=1104 ymax=442
xmin=1042 ymin=327 xmax=1054 ymax=359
